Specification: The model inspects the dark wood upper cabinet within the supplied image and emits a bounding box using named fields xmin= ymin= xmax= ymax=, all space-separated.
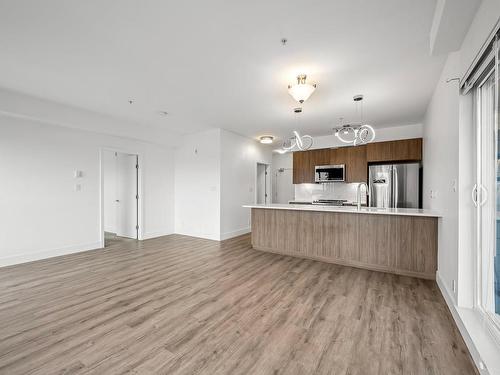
xmin=366 ymin=138 xmax=422 ymax=162
xmin=393 ymin=138 xmax=422 ymax=161
xmin=292 ymin=151 xmax=308 ymax=184
xmin=311 ymin=149 xmax=330 ymax=166
xmin=329 ymin=147 xmax=348 ymax=165
xmin=346 ymin=145 xmax=367 ymax=183
xmin=292 ymin=138 xmax=422 ymax=184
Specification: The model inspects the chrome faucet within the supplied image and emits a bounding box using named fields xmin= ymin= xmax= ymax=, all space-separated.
xmin=356 ymin=182 xmax=369 ymax=210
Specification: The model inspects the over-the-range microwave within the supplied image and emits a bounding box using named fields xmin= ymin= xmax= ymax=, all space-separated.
xmin=315 ymin=164 xmax=345 ymax=183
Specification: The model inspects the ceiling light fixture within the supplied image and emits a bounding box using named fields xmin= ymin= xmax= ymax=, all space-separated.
xmin=259 ymin=135 xmax=274 ymax=144
xmin=333 ymin=95 xmax=375 ymax=146
xmin=288 ymin=74 xmax=317 ymax=103
xmin=282 ymin=131 xmax=313 ymax=151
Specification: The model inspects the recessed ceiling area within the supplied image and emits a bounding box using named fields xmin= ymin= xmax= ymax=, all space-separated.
xmin=0 ymin=0 xmax=447 ymax=143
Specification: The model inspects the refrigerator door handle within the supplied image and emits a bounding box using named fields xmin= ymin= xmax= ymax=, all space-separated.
xmin=393 ymin=166 xmax=399 ymax=208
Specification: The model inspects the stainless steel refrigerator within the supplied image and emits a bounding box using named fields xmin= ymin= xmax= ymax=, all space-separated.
xmin=368 ymin=163 xmax=421 ymax=208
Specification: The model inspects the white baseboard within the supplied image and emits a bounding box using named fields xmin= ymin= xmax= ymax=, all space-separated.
xmin=173 ymin=231 xmax=221 ymax=241
xmin=220 ymin=227 xmax=250 ymax=241
xmin=436 ymin=272 xmax=499 ymax=375
xmin=0 ymin=241 xmax=102 ymax=268
xmin=142 ymin=231 xmax=174 ymax=240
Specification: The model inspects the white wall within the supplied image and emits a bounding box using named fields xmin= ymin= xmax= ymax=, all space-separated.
xmin=103 ymin=150 xmax=117 ymax=233
xmin=174 ymin=128 xmax=221 ymax=241
xmin=422 ymin=52 xmax=460 ymax=304
xmin=220 ymin=129 xmax=272 ymax=240
xmin=174 ymin=128 xmax=271 ymax=241
xmin=423 ymin=3 xmax=500 ymax=373
xmin=0 ymin=113 xmax=175 ymax=267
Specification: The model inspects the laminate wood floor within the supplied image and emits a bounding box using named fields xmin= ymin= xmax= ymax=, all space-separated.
xmin=0 ymin=234 xmax=477 ymax=375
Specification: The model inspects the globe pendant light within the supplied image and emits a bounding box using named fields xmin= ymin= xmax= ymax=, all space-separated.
xmin=288 ymin=74 xmax=317 ymax=103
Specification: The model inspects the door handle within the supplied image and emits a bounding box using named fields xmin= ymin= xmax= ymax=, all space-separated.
xmin=472 ymin=184 xmax=478 ymax=207
xmin=478 ymin=185 xmax=488 ymax=206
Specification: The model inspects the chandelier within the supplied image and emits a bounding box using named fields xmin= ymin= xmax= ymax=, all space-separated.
xmin=334 ymin=95 xmax=375 ymax=145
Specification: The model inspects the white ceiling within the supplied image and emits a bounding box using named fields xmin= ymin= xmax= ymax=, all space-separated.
xmin=0 ymin=0 xmax=449 ymax=143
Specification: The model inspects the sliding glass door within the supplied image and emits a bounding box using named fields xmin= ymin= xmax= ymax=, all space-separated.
xmin=475 ymin=39 xmax=500 ymax=329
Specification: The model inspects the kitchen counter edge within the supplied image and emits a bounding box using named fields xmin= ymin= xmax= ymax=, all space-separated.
xmin=243 ymin=204 xmax=441 ymax=217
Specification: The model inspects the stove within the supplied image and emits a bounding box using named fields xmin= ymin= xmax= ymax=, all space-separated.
xmin=312 ymin=199 xmax=347 ymax=206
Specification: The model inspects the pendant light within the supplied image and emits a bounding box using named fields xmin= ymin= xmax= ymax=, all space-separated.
xmin=280 ymin=108 xmax=314 ymax=152
xmin=334 ymin=95 xmax=375 ymax=145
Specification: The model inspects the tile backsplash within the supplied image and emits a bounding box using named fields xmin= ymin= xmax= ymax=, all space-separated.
xmin=294 ymin=183 xmax=367 ymax=204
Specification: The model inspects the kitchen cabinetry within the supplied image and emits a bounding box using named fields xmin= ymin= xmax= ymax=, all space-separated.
xmin=346 ymin=145 xmax=367 ymax=183
xmin=292 ymin=151 xmax=309 ymax=184
xmin=366 ymin=138 xmax=422 ymax=162
xmin=292 ymin=138 xmax=422 ymax=184
xmin=293 ymin=149 xmax=330 ymax=184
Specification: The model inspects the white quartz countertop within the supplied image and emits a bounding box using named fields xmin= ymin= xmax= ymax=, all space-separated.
xmin=243 ymin=204 xmax=441 ymax=217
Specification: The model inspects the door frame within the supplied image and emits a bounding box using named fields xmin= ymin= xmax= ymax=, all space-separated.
xmin=255 ymin=162 xmax=271 ymax=204
xmin=99 ymin=147 xmax=143 ymax=248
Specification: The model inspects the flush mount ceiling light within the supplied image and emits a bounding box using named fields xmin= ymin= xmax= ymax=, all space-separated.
xmin=288 ymin=74 xmax=317 ymax=103
xmin=334 ymin=95 xmax=375 ymax=146
xmin=259 ymin=135 xmax=274 ymax=144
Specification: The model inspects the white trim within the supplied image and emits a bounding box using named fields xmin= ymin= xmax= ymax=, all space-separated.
xmin=437 ymin=272 xmax=500 ymax=375
xmin=99 ymin=147 xmax=144 ymax=248
xmin=0 ymin=242 xmax=102 ymax=268
xmin=220 ymin=227 xmax=251 ymax=241
xmin=255 ymin=162 xmax=271 ymax=204
xmin=174 ymin=231 xmax=220 ymax=241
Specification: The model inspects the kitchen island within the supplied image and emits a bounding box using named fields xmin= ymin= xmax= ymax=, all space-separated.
xmin=243 ymin=204 xmax=441 ymax=279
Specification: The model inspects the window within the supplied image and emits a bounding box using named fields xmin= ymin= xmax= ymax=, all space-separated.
xmin=475 ymin=36 xmax=500 ymax=335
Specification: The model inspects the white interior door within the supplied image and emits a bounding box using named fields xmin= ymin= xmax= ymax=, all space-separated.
xmin=116 ymin=153 xmax=138 ymax=239
xmin=274 ymin=168 xmax=294 ymax=203
xmin=256 ymin=164 xmax=268 ymax=204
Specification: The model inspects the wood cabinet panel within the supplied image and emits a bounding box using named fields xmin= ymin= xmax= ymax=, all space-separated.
xmin=251 ymin=208 xmax=438 ymax=279
xmin=366 ymin=138 xmax=422 ymax=162
xmin=337 ymin=213 xmax=359 ymax=261
xmin=394 ymin=138 xmax=422 ymax=161
xmin=366 ymin=141 xmax=394 ymax=162
xmin=413 ymin=216 xmax=438 ymax=274
xmin=329 ymin=147 xmax=348 ymax=165
xmin=293 ymin=151 xmax=308 ymax=184
xmin=358 ymin=214 xmax=392 ymax=267
xmin=346 ymin=145 xmax=367 ymax=183
xmin=394 ymin=215 xmax=414 ymax=271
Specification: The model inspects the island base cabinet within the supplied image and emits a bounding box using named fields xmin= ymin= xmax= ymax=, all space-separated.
xmin=251 ymin=208 xmax=437 ymax=279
